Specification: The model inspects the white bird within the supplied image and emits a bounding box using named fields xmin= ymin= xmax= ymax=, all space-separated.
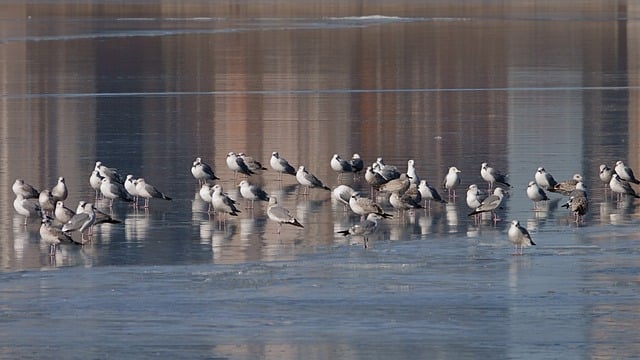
xmin=54 ymin=201 xmax=75 ymax=224
xmin=226 ymin=151 xmax=254 ymax=178
xmin=198 ymin=184 xmax=214 ymax=212
xmin=418 ymin=180 xmax=447 ymax=208
xmin=465 ymin=184 xmax=486 ymax=211
xmin=267 ymin=196 xmax=303 ymax=234
xmin=89 ymin=170 xmax=104 ymax=199
xmin=615 ymin=160 xmax=640 ymax=184
xmin=330 ymin=154 xmax=353 ymax=180
xmin=270 ymin=152 xmax=296 ymax=180
xmin=526 ymin=181 xmax=549 ymax=209
xmin=38 ymin=190 xmax=55 ymax=215
xmin=100 ymin=177 xmax=134 ymax=207
xmin=337 ymin=213 xmax=383 ymax=248
xmin=76 ymin=201 xmax=121 ymax=226
xmin=191 ymin=157 xmax=219 ymax=186
xmin=12 ymin=179 xmax=39 ymax=199
xmin=13 ymin=194 xmax=42 ymax=225
xmin=599 ymin=164 xmax=613 ymax=189
xmin=348 ymin=193 xmax=393 ymax=220
xmin=406 ymin=159 xmax=420 ymax=185
xmin=609 ymin=173 xmax=640 ymax=200
xmin=480 ymin=162 xmax=510 ymax=190
xmin=350 ymin=153 xmax=364 ymax=174
xmin=62 ymin=202 xmax=97 ymax=243
xmin=135 ymin=178 xmax=172 ymax=208
xmin=95 ymin=161 xmax=124 ymax=184
xmin=535 ymin=167 xmax=558 ymax=190
xmin=50 ymin=176 xmax=68 ymax=202
xmin=508 ymin=220 xmax=536 ymax=256
xmin=238 ymin=152 xmax=267 ymax=172
xmin=332 ymin=185 xmax=356 ymax=211
xmin=210 ymin=184 xmax=241 ymax=218
xmin=238 ymin=180 xmax=269 ymax=208
xmin=124 ymin=175 xmax=139 ymax=207
xmin=443 ymin=166 xmax=461 ymax=198
xmin=468 ymin=187 xmax=506 ymax=223
xmin=296 ymin=166 xmax=330 ymax=194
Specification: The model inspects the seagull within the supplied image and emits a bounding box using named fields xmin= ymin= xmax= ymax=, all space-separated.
xmin=534 ymin=167 xmax=558 ymax=190
xmin=54 ymin=201 xmax=75 ymax=224
xmin=50 ymin=177 xmax=68 ymax=202
xmin=418 ymin=180 xmax=447 ymax=208
xmin=238 ymin=152 xmax=267 ymax=172
xmin=508 ymin=220 xmax=536 ymax=256
xmin=350 ymin=153 xmax=364 ymax=174
xmin=526 ymin=181 xmax=549 ymax=209
xmin=198 ymin=183 xmax=213 ymax=212
xmin=124 ymin=175 xmax=139 ymax=207
xmin=95 ymin=161 xmax=124 ymax=184
xmin=100 ymin=177 xmax=134 ymax=207
xmin=609 ymin=173 xmax=640 ymax=200
xmin=267 ymin=196 xmax=303 ymax=234
xmin=40 ymin=216 xmax=76 ymax=255
xmin=373 ymin=158 xmax=400 ymax=181
xmin=191 ymin=157 xmax=219 ymax=186
xmin=406 ymin=160 xmax=420 ymax=185
xmin=238 ymin=180 xmax=269 ymax=209
xmin=13 ymin=194 xmax=42 ymax=225
xmin=337 ymin=213 xmax=383 ymax=249
xmin=443 ymin=166 xmax=461 ymax=198
xmin=38 ymin=190 xmax=56 ymax=215
xmin=378 ymin=173 xmax=411 ymax=194
xmin=89 ymin=170 xmax=104 ymax=199
xmin=389 ymin=191 xmax=423 ymax=216
xmin=62 ymin=202 xmax=97 ymax=243
xmin=12 ymin=179 xmax=39 ymax=199
xmin=480 ymin=162 xmax=511 ymax=190
xmin=226 ymin=151 xmax=255 ymax=178
xmin=76 ymin=201 xmax=121 ymax=226
xmin=468 ymin=187 xmax=506 ymax=223
xmin=330 ymin=154 xmax=353 ymax=180
xmin=210 ymin=184 xmax=241 ymax=219
xmin=550 ymin=174 xmax=583 ymax=196
xmin=561 ymin=189 xmax=588 ymax=224
xmin=615 ymin=160 xmax=640 ymax=184
xmin=466 ymin=184 xmax=487 ymax=211
xmin=135 ymin=178 xmax=172 ymax=208
xmin=365 ymin=166 xmax=389 ymax=190
xmin=599 ymin=164 xmax=613 ymax=189
xmin=270 ymin=152 xmax=296 ymax=180
xmin=332 ymin=185 xmax=356 ymax=211
xmin=296 ymin=165 xmax=330 ymax=194
xmin=348 ymin=193 xmax=393 ymax=220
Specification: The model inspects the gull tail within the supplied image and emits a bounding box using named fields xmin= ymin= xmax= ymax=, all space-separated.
xmin=379 ymin=212 xmax=393 ymax=219
xmin=288 ymin=219 xmax=304 ymax=228
xmin=337 ymin=230 xmax=350 ymax=236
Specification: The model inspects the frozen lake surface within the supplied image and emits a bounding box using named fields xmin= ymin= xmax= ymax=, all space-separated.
xmin=2 ymin=1 xmax=640 ymax=358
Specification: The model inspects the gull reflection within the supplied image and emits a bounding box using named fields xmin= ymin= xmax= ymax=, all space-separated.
xmin=446 ymin=203 xmax=458 ymax=232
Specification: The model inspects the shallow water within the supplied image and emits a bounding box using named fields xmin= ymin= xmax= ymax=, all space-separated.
xmin=2 ymin=1 xmax=640 ymax=358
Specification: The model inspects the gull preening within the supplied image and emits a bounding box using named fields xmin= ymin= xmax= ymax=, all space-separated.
xmin=337 ymin=213 xmax=383 ymax=248
xmin=267 ymin=196 xmax=303 ymax=234
xmin=508 ymin=220 xmax=535 ymax=256
xmin=332 ymin=185 xmax=356 ymax=212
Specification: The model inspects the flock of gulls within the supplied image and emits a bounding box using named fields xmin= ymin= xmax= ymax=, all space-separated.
xmin=11 ymin=148 xmax=640 ymax=257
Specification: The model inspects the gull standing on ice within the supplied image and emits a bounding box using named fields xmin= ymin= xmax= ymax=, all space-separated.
xmin=296 ymin=166 xmax=330 ymax=194
xmin=95 ymin=161 xmax=124 ymax=184
xmin=350 ymin=154 xmax=364 ymax=174
xmin=40 ymin=217 xmax=75 ymax=255
xmin=76 ymin=200 xmax=121 ymax=226
xmin=550 ymin=174 xmax=583 ymax=196
xmin=270 ymin=152 xmax=296 ymax=180
xmin=62 ymin=202 xmax=97 ymax=243
xmin=198 ymin=184 xmax=213 ymax=212
xmin=100 ymin=177 xmax=134 ymax=207
xmin=526 ymin=181 xmax=549 ymax=209
xmin=191 ymin=157 xmax=219 ymax=185
xmin=609 ymin=173 xmax=640 ymax=200
xmin=466 ymin=184 xmax=487 ymax=211
xmin=337 ymin=213 xmax=383 ymax=249
xmin=238 ymin=180 xmax=269 ymax=209
xmin=89 ymin=170 xmax=104 ymax=199
xmin=365 ymin=166 xmax=389 ymax=190
xmin=378 ymin=173 xmax=411 ymax=194
xmin=468 ymin=187 xmax=506 ymax=223
xmin=389 ymin=191 xmax=423 ymax=217
xmin=615 ymin=160 xmax=640 ymax=184
xmin=418 ymin=180 xmax=447 ymax=208
xmin=332 ymin=185 xmax=356 ymax=212
xmin=238 ymin=152 xmax=267 ymax=172
xmin=374 ymin=158 xmax=400 ymax=181
xmin=480 ymin=162 xmax=511 ymax=190
xmin=406 ymin=159 xmax=420 ymax=185
xmin=599 ymin=164 xmax=613 ymax=189
xmin=38 ymin=190 xmax=56 ymax=215
xmin=50 ymin=177 xmax=68 ymax=202
xmin=267 ymin=196 xmax=303 ymax=234
xmin=54 ymin=201 xmax=75 ymax=224
xmin=13 ymin=194 xmax=42 ymax=225
xmin=562 ymin=183 xmax=589 ymax=223
xmin=227 ymin=152 xmax=255 ymax=178
xmin=12 ymin=179 xmax=39 ymax=199
xmin=508 ymin=220 xmax=536 ymax=256
xmin=210 ymin=184 xmax=241 ymax=219
xmin=443 ymin=166 xmax=461 ymax=199
xmin=330 ymin=154 xmax=353 ymax=181
xmin=534 ymin=167 xmax=558 ymax=190
xmin=348 ymin=193 xmax=393 ymax=220
xmin=135 ymin=178 xmax=172 ymax=208
xmin=124 ymin=175 xmax=139 ymax=207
